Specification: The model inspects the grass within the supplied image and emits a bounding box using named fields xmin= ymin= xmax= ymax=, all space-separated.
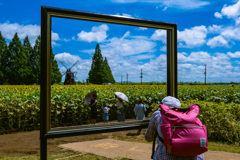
xmin=0 ymin=149 xmax=133 ymax=160
xmin=208 ymin=141 xmax=240 ymax=153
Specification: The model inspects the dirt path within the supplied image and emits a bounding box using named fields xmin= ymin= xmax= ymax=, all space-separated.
xmin=0 ymin=130 xmax=239 ymax=160
xmin=60 ymin=139 xmax=240 ymax=160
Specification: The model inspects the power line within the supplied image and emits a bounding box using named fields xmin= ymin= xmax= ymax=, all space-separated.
xmin=203 ymin=64 xmax=206 ymax=85
xmin=140 ymin=69 xmax=143 ymax=84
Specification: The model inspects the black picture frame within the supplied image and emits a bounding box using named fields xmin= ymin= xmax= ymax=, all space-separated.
xmin=40 ymin=6 xmax=177 ymax=159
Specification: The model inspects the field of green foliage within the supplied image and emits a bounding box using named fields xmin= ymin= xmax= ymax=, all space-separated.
xmin=0 ymin=84 xmax=239 ymax=145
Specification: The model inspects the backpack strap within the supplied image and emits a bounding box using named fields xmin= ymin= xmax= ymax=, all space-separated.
xmin=151 ymin=132 xmax=164 ymax=159
xmin=188 ymin=103 xmax=202 ymax=112
xmin=174 ymin=107 xmax=190 ymax=112
xmin=169 ymin=104 xmax=202 ymax=112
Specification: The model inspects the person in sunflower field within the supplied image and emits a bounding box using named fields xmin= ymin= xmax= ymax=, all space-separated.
xmin=115 ymin=95 xmax=125 ymax=122
xmin=90 ymin=94 xmax=98 ymax=124
xmin=103 ymin=102 xmax=110 ymax=123
xmin=145 ymin=96 xmax=204 ymax=160
xmin=134 ymin=98 xmax=147 ymax=134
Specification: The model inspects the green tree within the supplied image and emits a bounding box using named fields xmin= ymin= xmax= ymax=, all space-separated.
xmin=8 ymin=33 xmax=29 ymax=84
xmin=88 ymin=44 xmax=108 ymax=84
xmin=0 ymin=32 xmax=8 ymax=84
xmin=23 ymin=36 xmax=35 ymax=85
xmin=33 ymin=35 xmax=62 ymax=85
xmin=32 ymin=36 xmax=41 ymax=84
xmin=51 ymin=49 xmax=62 ymax=84
xmin=104 ymin=57 xmax=115 ymax=84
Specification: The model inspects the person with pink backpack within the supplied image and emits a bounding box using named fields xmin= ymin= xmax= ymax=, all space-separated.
xmin=145 ymin=96 xmax=207 ymax=160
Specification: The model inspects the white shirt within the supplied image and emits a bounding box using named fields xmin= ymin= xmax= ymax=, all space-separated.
xmin=116 ymin=101 xmax=123 ymax=109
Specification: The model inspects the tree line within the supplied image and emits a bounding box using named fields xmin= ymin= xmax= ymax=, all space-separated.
xmin=0 ymin=32 xmax=62 ymax=85
xmin=88 ymin=44 xmax=115 ymax=84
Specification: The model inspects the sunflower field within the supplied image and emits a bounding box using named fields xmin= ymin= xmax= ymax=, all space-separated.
xmin=0 ymin=84 xmax=239 ymax=144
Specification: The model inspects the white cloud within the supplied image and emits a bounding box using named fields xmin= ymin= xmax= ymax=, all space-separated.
xmin=162 ymin=0 xmax=210 ymax=9
xmin=77 ymin=31 xmax=162 ymax=82
xmin=0 ymin=22 xmax=61 ymax=46
xmin=234 ymin=67 xmax=240 ymax=72
xmin=52 ymin=41 xmax=61 ymax=47
xmin=221 ymin=26 xmax=240 ymax=40
xmin=207 ymin=35 xmax=229 ymax=48
xmin=214 ymin=12 xmax=222 ymax=19
xmin=177 ymin=51 xmax=236 ymax=82
xmin=178 ymin=51 xmax=212 ymax=63
xmin=206 ymin=25 xmax=240 ymax=48
xmin=137 ymin=27 xmax=148 ymax=31
xmin=162 ymin=7 xmax=168 ymax=11
xmin=122 ymin=31 xmax=130 ymax=39
xmin=215 ymin=1 xmax=240 ymax=24
xmin=177 ymin=25 xmax=208 ymax=48
xmin=160 ymin=46 xmax=166 ymax=52
xmin=79 ymin=29 xmax=157 ymax=60
xmin=129 ymin=54 xmax=155 ymax=60
xmin=113 ymin=13 xmax=133 ymax=18
xmin=52 ymin=32 xmax=60 ymax=41
xmin=227 ymin=51 xmax=240 ymax=58
xmin=99 ymin=31 xmax=156 ymax=57
xmin=77 ymin=48 xmax=238 ymax=83
xmin=236 ymin=60 xmax=240 ymax=64
xmin=150 ymin=29 xmax=166 ymax=43
xmin=208 ymin=25 xmax=223 ymax=33
xmin=0 ymin=22 xmax=39 ymax=46
xmin=221 ymin=1 xmax=240 ymax=18
xmin=235 ymin=17 xmax=240 ymax=24
xmin=63 ymin=38 xmax=70 ymax=42
xmin=77 ymin=24 xmax=109 ymax=43
xmin=55 ymin=52 xmax=81 ymax=64
xmin=111 ymin=0 xmax=210 ymax=9
xmin=80 ymin=49 xmax=95 ymax=55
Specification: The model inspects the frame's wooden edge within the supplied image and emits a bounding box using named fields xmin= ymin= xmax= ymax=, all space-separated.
xmin=40 ymin=6 xmax=49 ymax=160
xmin=40 ymin=5 xmax=178 ymax=159
xmin=50 ymin=120 xmax=150 ymax=131
xmin=45 ymin=123 xmax=149 ymax=139
xmin=42 ymin=6 xmax=177 ymax=26
xmin=42 ymin=6 xmax=177 ymax=30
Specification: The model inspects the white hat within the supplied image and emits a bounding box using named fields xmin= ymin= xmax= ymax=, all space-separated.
xmin=162 ymin=96 xmax=181 ymax=109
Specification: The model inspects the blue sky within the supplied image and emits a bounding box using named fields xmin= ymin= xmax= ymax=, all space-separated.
xmin=1 ymin=0 xmax=240 ymax=83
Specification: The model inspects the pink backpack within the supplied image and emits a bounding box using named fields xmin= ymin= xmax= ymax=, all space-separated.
xmin=152 ymin=104 xmax=208 ymax=158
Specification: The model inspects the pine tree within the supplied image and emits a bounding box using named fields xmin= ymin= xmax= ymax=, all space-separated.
xmin=88 ymin=44 xmax=108 ymax=84
xmin=104 ymin=57 xmax=115 ymax=84
xmin=32 ymin=35 xmax=41 ymax=84
xmin=23 ymin=36 xmax=34 ymax=85
xmin=8 ymin=33 xmax=29 ymax=84
xmin=0 ymin=32 xmax=8 ymax=84
xmin=51 ymin=49 xmax=62 ymax=84
xmin=32 ymin=35 xmax=62 ymax=85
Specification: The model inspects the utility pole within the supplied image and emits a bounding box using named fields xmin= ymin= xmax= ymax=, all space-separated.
xmin=127 ymin=73 xmax=128 ymax=84
xmin=203 ymin=64 xmax=206 ymax=85
xmin=121 ymin=76 xmax=123 ymax=84
xmin=140 ymin=69 xmax=143 ymax=84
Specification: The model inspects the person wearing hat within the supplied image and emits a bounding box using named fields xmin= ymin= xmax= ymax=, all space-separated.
xmin=115 ymin=95 xmax=125 ymax=122
xmin=145 ymin=96 xmax=204 ymax=160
